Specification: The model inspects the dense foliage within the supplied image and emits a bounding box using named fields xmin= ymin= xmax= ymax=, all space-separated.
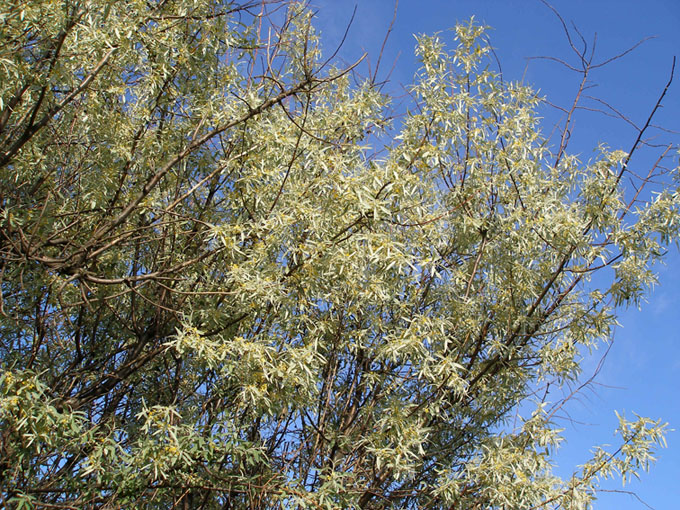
xmin=0 ymin=1 xmax=676 ymax=508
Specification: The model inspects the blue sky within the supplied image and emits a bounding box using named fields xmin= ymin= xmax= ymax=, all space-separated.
xmin=311 ymin=1 xmax=679 ymax=508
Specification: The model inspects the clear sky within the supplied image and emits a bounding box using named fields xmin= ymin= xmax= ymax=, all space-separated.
xmin=310 ymin=1 xmax=679 ymax=508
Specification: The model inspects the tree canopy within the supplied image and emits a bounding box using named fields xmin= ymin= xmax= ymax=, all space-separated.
xmin=0 ymin=1 xmax=677 ymax=508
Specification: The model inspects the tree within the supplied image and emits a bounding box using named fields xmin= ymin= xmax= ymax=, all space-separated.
xmin=0 ymin=1 xmax=677 ymax=508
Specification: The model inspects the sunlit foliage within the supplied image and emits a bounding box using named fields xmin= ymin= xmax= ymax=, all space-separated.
xmin=0 ymin=1 xmax=676 ymax=508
